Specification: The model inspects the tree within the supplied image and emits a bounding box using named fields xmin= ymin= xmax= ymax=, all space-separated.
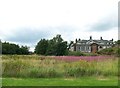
xmin=19 ymin=46 xmax=29 ymax=55
xmin=52 ymin=34 xmax=63 ymax=43
xmin=116 ymin=40 xmax=120 ymax=44
xmin=46 ymin=34 xmax=68 ymax=56
xmin=2 ymin=42 xmax=29 ymax=55
xmin=45 ymin=39 xmax=56 ymax=55
xmin=68 ymin=41 xmax=73 ymax=50
xmin=35 ymin=39 xmax=48 ymax=55
xmin=2 ymin=42 xmax=20 ymax=54
xmin=55 ymin=41 xmax=68 ymax=56
xmin=117 ymin=48 xmax=120 ymax=56
xmin=35 ymin=34 xmax=68 ymax=56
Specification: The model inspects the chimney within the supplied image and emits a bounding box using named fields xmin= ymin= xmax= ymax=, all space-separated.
xmin=75 ymin=38 xmax=77 ymax=43
xmin=100 ymin=37 xmax=103 ymax=40
xmin=90 ymin=36 xmax=92 ymax=40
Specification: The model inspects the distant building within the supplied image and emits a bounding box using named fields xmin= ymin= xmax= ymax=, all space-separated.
xmin=69 ymin=36 xmax=114 ymax=53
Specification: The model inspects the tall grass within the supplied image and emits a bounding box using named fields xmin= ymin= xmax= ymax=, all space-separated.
xmin=2 ymin=55 xmax=118 ymax=78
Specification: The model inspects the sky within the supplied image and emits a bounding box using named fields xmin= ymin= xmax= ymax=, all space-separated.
xmin=0 ymin=0 xmax=119 ymax=51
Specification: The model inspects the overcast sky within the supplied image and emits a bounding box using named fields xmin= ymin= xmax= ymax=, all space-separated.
xmin=0 ymin=0 xmax=119 ymax=51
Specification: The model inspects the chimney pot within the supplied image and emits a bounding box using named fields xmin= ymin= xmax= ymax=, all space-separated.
xmin=75 ymin=39 xmax=77 ymax=43
xmin=90 ymin=36 xmax=92 ymax=40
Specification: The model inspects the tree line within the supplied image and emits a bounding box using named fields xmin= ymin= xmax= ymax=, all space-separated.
xmin=2 ymin=42 xmax=29 ymax=55
xmin=1 ymin=35 xmax=120 ymax=55
xmin=1 ymin=34 xmax=68 ymax=55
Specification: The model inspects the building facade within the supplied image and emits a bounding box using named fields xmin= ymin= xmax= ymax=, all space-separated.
xmin=69 ymin=36 xmax=114 ymax=53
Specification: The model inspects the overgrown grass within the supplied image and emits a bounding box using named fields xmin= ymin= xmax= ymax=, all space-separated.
xmin=2 ymin=55 xmax=118 ymax=78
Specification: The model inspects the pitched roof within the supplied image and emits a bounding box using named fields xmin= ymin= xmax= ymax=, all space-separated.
xmin=76 ymin=39 xmax=113 ymax=46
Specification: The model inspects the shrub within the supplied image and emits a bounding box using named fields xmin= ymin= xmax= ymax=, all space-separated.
xmin=97 ymin=48 xmax=114 ymax=55
xmin=116 ymin=48 xmax=120 ymax=57
xmin=84 ymin=53 xmax=98 ymax=56
xmin=67 ymin=51 xmax=85 ymax=56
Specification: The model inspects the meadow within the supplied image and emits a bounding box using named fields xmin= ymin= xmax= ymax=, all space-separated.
xmin=2 ymin=55 xmax=119 ymax=86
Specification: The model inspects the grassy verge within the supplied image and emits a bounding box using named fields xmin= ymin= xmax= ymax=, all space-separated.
xmin=2 ymin=76 xmax=118 ymax=86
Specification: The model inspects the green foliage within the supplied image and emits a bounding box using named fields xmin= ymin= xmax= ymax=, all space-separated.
xmin=46 ymin=34 xmax=67 ymax=56
xmin=35 ymin=34 xmax=68 ymax=56
xmin=35 ymin=39 xmax=48 ymax=55
xmin=68 ymin=41 xmax=73 ymax=50
xmin=2 ymin=42 xmax=29 ymax=55
xmin=52 ymin=34 xmax=63 ymax=43
xmin=116 ymin=48 xmax=120 ymax=57
xmin=45 ymin=39 xmax=56 ymax=55
xmin=97 ymin=48 xmax=115 ymax=55
xmin=55 ymin=41 xmax=68 ymax=56
xmin=115 ymin=40 xmax=120 ymax=45
xmin=19 ymin=46 xmax=29 ymax=55
xmin=2 ymin=42 xmax=19 ymax=54
xmin=84 ymin=53 xmax=98 ymax=56
xmin=97 ymin=47 xmax=120 ymax=56
xmin=67 ymin=51 xmax=85 ymax=56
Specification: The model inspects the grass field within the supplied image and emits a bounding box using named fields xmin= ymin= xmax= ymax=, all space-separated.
xmin=2 ymin=55 xmax=119 ymax=86
xmin=2 ymin=76 xmax=118 ymax=86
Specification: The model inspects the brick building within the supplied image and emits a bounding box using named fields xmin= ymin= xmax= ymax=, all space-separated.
xmin=69 ymin=36 xmax=114 ymax=53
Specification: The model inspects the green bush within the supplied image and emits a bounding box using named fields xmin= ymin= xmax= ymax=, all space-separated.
xmin=84 ymin=53 xmax=98 ymax=56
xmin=97 ymin=48 xmax=114 ymax=55
xmin=67 ymin=51 xmax=85 ymax=56
xmin=116 ymin=48 xmax=120 ymax=57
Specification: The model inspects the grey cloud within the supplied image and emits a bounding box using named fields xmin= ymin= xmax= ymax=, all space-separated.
xmin=5 ymin=27 xmax=53 ymax=44
xmin=88 ymin=16 xmax=117 ymax=32
xmin=5 ymin=25 xmax=79 ymax=44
